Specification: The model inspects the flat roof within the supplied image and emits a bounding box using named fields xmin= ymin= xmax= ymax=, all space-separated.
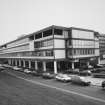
xmin=0 ymin=25 xmax=97 ymax=47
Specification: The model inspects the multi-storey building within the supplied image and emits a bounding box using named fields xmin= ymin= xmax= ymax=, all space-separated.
xmin=0 ymin=25 xmax=100 ymax=73
xmin=99 ymin=34 xmax=105 ymax=60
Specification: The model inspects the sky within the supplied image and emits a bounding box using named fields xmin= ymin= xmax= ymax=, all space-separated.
xmin=0 ymin=0 xmax=105 ymax=45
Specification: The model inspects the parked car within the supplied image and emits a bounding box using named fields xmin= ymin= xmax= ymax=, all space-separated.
xmin=0 ymin=66 xmax=5 ymax=72
xmin=1 ymin=64 xmax=12 ymax=69
xmin=91 ymin=68 xmax=105 ymax=73
xmin=30 ymin=70 xmax=43 ymax=76
xmin=102 ymin=81 xmax=105 ymax=88
xmin=92 ymin=71 xmax=105 ymax=78
xmin=94 ymin=64 xmax=104 ymax=68
xmin=12 ymin=66 xmax=23 ymax=71
xmin=71 ymin=75 xmax=91 ymax=86
xmin=79 ymin=70 xmax=91 ymax=76
xmin=24 ymin=69 xmax=32 ymax=74
xmin=64 ymin=69 xmax=79 ymax=74
xmin=42 ymin=72 xmax=55 ymax=79
xmin=55 ymin=73 xmax=71 ymax=82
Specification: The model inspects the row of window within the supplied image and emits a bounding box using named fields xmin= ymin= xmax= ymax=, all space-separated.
xmin=67 ymin=49 xmax=95 ymax=56
xmin=0 ymin=44 xmax=29 ymax=54
xmin=72 ymin=30 xmax=94 ymax=39
xmin=34 ymin=39 xmax=53 ymax=48
xmin=0 ymin=51 xmax=54 ymax=57
xmin=29 ymin=29 xmax=63 ymax=40
xmin=72 ymin=40 xmax=95 ymax=47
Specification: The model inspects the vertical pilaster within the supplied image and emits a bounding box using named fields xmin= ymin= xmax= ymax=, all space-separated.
xmin=23 ymin=60 xmax=25 ymax=68
xmin=15 ymin=60 xmax=17 ymax=66
xmin=29 ymin=61 xmax=31 ymax=68
xmin=35 ymin=61 xmax=38 ymax=70
xmin=72 ymin=62 xmax=74 ymax=69
xmin=54 ymin=61 xmax=57 ymax=74
xmin=19 ymin=60 xmax=21 ymax=67
xmin=43 ymin=61 xmax=46 ymax=72
xmin=98 ymin=57 xmax=100 ymax=64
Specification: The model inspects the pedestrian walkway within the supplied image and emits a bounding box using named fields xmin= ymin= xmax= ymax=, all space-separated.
xmin=84 ymin=76 xmax=105 ymax=86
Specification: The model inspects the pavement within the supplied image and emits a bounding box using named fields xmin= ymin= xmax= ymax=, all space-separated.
xmin=84 ymin=76 xmax=105 ymax=87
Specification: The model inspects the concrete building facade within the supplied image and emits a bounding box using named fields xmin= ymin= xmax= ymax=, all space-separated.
xmin=0 ymin=25 xmax=100 ymax=73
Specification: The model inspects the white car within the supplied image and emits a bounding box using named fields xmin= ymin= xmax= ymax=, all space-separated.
xmin=24 ymin=69 xmax=31 ymax=74
xmin=12 ymin=66 xmax=22 ymax=71
xmin=55 ymin=73 xmax=71 ymax=82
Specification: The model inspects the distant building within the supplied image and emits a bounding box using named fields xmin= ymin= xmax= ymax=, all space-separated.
xmin=0 ymin=25 xmax=100 ymax=73
xmin=99 ymin=34 xmax=105 ymax=60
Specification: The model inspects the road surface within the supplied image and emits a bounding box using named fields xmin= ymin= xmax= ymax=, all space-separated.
xmin=0 ymin=69 xmax=105 ymax=105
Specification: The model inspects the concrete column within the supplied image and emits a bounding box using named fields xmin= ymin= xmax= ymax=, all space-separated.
xmin=29 ymin=61 xmax=31 ymax=68
xmin=35 ymin=61 xmax=38 ymax=70
xmin=12 ymin=59 xmax=14 ymax=66
xmin=15 ymin=60 xmax=17 ymax=66
xmin=72 ymin=62 xmax=74 ymax=69
xmin=43 ymin=61 xmax=46 ymax=72
xmin=54 ymin=61 xmax=57 ymax=74
xmin=11 ymin=60 xmax=13 ymax=65
xmin=87 ymin=61 xmax=89 ymax=66
xmin=23 ymin=60 xmax=25 ymax=68
xmin=8 ymin=59 xmax=11 ymax=65
xmin=98 ymin=57 xmax=100 ymax=64
xmin=19 ymin=60 xmax=21 ymax=66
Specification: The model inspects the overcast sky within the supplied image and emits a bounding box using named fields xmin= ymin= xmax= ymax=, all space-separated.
xmin=0 ymin=0 xmax=105 ymax=45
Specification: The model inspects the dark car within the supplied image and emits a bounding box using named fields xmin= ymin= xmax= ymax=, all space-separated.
xmin=94 ymin=64 xmax=104 ymax=68
xmin=64 ymin=69 xmax=79 ymax=74
xmin=31 ymin=70 xmax=43 ymax=76
xmin=0 ymin=66 xmax=5 ymax=72
xmin=102 ymin=81 xmax=105 ymax=88
xmin=71 ymin=75 xmax=91 ymax=86
xmin=79 ymin=70 xmax=91 ymax=76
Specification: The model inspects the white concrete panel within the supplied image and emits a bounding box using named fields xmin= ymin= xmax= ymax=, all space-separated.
xmin=95 ymin=49 xmax=99 ymax=56
xmin=29 ymin=41 xmax=34 ymax=51
xmin=72 ymin=29 xmax=94 ymax=39
xmin=54 ymin=50 xmax=65 ymax=58
xmin=7 ymin=38 xmax=29 ymax=48
xmin=54 ymin=39 xmax=65 ymax=48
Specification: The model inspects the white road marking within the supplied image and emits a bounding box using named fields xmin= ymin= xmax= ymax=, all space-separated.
xmin=8 ymin=72 xmax=105 ymax=103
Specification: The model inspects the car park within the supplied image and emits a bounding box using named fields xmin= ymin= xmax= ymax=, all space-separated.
xmin=55 ymin=73 xmax=71 ymax=82
xmin=42 ymin=72 xmax=55 ymax=79
xmin=102 ymin=81 xmax=105 ymax=88
xmin=71 ymin=75 xmax=91 ymax=86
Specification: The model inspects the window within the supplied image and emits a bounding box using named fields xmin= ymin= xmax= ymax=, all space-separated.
xmin=35 ymin=33 xmax=42 ymax=39
xmin=47 ymin=40 xmax=53 ymax=46
xmin=34 ymin=42 xmax=41 ymax=48
xmin=45 ymin=50 xmax=53 ymax=56
xmin=43 ymin=29 xmax=52 ymax=37
xmin=67 ymin=40 xmax=72 ymax=46
xmin=54 ymin=29 xmax=63 ymax=35
xmin=29 ymin=35 xmax=34 ymax=40
xmin=34 ymin=39 xmax=53 ymax=48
